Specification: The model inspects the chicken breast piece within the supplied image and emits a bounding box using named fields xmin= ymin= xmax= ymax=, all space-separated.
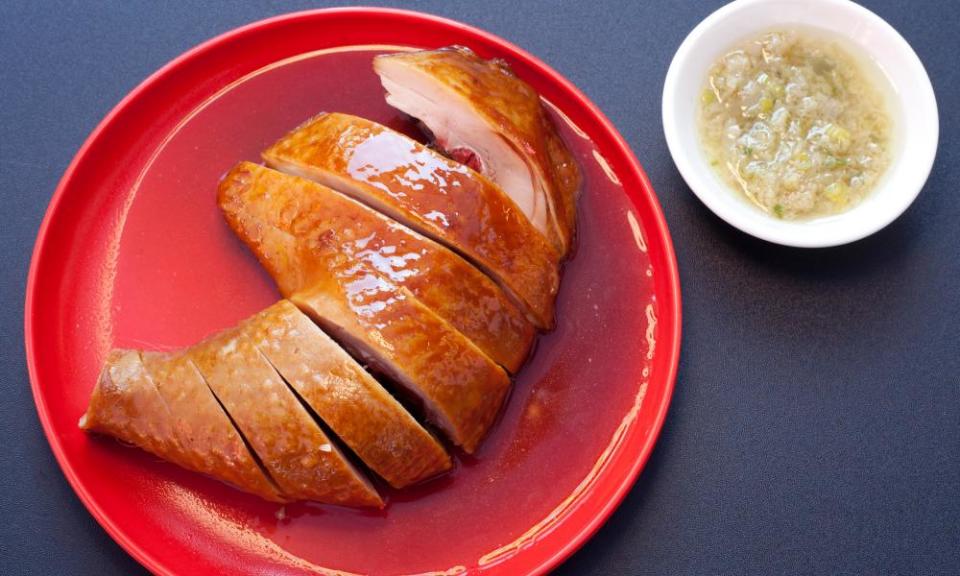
xmin=219 ymin=162 xmax=535 ymax=373
xmin=374 ymin=46 xmax=581 ymax=258
xmin=188 ymin=322 xmax=382 ymax=507
xmin=217 ymin=197 xmax=511 ymax=452
xmin=292 ymin=282 xmax=511 ymax=454
xmin=252 ymin=301 xmax=452 ymax=488
xmin=140 ymin=350 xmax=286 ymax=502
xmin=80 ymin=350 xmax=285 ymax=502
xmin=80 ymin=350 xmax=182 ymax=461
xmin=262 ymin=112 xmax=560 ymax=330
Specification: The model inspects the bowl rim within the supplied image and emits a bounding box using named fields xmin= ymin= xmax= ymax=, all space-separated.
xmin=662 ymin=0 xmax=939 ymax=248
xmin=23 ymin=7 xmax=683 ymax=576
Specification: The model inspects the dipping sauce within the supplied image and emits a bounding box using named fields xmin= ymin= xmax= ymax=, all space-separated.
xmin=699 ymin=29 xmax=893 ymax=219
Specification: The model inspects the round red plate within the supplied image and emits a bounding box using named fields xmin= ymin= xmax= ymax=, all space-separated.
xmin=25 ymin=8 xmax=680 ymax=576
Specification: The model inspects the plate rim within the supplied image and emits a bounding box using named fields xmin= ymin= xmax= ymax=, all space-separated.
xmin=23 ymin=7 xmax=682 ymax=575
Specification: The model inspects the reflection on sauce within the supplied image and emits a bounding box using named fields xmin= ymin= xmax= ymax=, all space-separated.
xmin=480 ymin=381 xmax=653 ymax=568
xmin=164 ymin=483 xmax=356 ymax=576
xmin=495 ymin=383 xmax=563 ymax=475
xmin=645 ymin=303 xmax=657 ymax=361
xmin=592 ymin=149 xmax=621 ymax=185
xmin=542 ymin=100 xmax=589 ymax=140
xmin=168 ymin=482 xmax=471 ymax=576
xmin=626 ymin=210 xmax=647 ymax=253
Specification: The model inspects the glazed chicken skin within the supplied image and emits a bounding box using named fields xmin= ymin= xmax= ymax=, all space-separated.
xmin=219 ymin=162 xmax=535 ymax=373
xmin=291 ymin=283 xmax=510 ymax=454
xmin=262 ymin=112 xmax=560 ymax=330
xmin=82 ymin=300 xmax=462 ymax=505
xmin=219 ymin=166 xmax=512 ymax=453
xmin=139 ymin=351 xmax=286 ymax=501
xmin=250 ymin=301 xmax=452 ymax=488
xmin=80 ymin=350 xmax=285 ymax=502
xmin=292 ymin=284 xmax=509 ymax=454
xmin=374 ymin=46 xmax=581 ymax=258
xmin=187 ymin=313 xmax=382 ymax=507
xmin=85 ymin=317 xmax=383 ymax=506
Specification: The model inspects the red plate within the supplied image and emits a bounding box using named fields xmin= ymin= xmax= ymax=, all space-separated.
xmin=25 ymin=8 xmax=680 ymax=576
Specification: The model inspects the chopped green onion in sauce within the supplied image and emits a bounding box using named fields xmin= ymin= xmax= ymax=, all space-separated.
xmin=698 ymin=29 xmax=893 ymax=220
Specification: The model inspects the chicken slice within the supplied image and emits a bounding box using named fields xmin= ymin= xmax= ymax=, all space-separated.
xmin=250 ymin=300 xmax=452 ymax=488
xmin=188 ymin=322 xmax=382 ymax=507
xmin=80 ymin=350 xmax=182 ymax=461
xmin=80 ymin=350 xmax=285 ymax=502
xmin=217 ymin=197 xmax=511 ymax=452
xmin=262 ymin=112 xmax=560 ymax=330
xmin=292 ymin=282 xmax=510 ymax=455
xmin=219 ymin=162 xmax=535 ymax=372
xmin=139 ymin=350 xmax=286 ymax=501
xmin=374 ymin=46 xmax=581 ymax=258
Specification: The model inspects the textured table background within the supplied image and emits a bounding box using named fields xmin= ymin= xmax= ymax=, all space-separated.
xmin=2 ymin=1 xmax=957 ymax=574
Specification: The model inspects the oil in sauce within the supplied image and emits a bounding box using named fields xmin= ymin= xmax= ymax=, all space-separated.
xmin=699 ymin=29 xmax=894 ymax=220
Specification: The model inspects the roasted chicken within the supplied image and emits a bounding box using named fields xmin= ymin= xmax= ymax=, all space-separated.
xmin=219 ymin=162 xmax=535 ymax=373
xmin=82 ymin=301 xmax=463 ymax=505
xmin=81 ymin=350 xmax=286 ymax=502
xmin=188 ymin=313 xmax=382 ymax=506
xmin=262 ymin=112 xmax=560 ymax=329
xmin=82 ymin=44 xmax=581 ymax=507
xmin=374 ymin=46 xmax=581 ymax=258
xmin=219 ymin=165 xmax=512 ymax=453
xmin=250 ymin=301 xmax=451 ymax=488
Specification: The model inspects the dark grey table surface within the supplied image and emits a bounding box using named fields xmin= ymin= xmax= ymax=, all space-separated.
xmin=2 ymin=1 xmax=958 ymax=574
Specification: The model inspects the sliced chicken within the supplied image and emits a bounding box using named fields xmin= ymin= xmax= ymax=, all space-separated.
xmin=292 ymin=282 xmax=511 ymax=454
xmin=262 ymin=112 xmax=560 ymax=330
xmin=251 ymin=300 xmax=452 ymax=488
xmin=374 ymin=46 xmax=581 ymax=257
xmin=189 ymin=319 xmax=382 ymax=507
xmin=139 ymin=351 xmax=286 ymax=501
xmin=80 ymin=350 xmax=285 ymax=502
xmin=219 ymin=162 xmax=535 ymax=372
xmin=217 ymin=194 xmax=511 ymax=452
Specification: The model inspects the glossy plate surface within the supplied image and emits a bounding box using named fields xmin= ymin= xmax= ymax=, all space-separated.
xmin=25 ymin=8 xmax=681 ymax=576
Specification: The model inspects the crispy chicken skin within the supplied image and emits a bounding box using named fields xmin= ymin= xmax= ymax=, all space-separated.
xmin=291 ymin=283 xmax=511 ymax=454
xmin=81 ymin=350 xmax=285 ymax=502
xmin=251 ymin=301 xmax=452 ymax=488
xmin=189 ymin=319 xmax=382 ymax=507
xmin=139 ymin=351 xmax=286 ymax=501
xmin=217 ymin=173 xmax=511 ymax=452
xmin=219 ymin=162 xmax=535 ymax=372
xmin=374 ymin=46 xmax=581 ymax=258
xmin=262 ymin=113 xmax=560 ymax=330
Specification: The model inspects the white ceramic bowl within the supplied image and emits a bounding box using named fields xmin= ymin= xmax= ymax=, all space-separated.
xmin=662 ymin=0 xmax=938 ymax=247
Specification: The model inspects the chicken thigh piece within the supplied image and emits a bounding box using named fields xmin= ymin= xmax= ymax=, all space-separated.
xmin=290 ymin=281 xmax=511 ymax=455
xmin=139 ymin=350 xmax=288 ymax=501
